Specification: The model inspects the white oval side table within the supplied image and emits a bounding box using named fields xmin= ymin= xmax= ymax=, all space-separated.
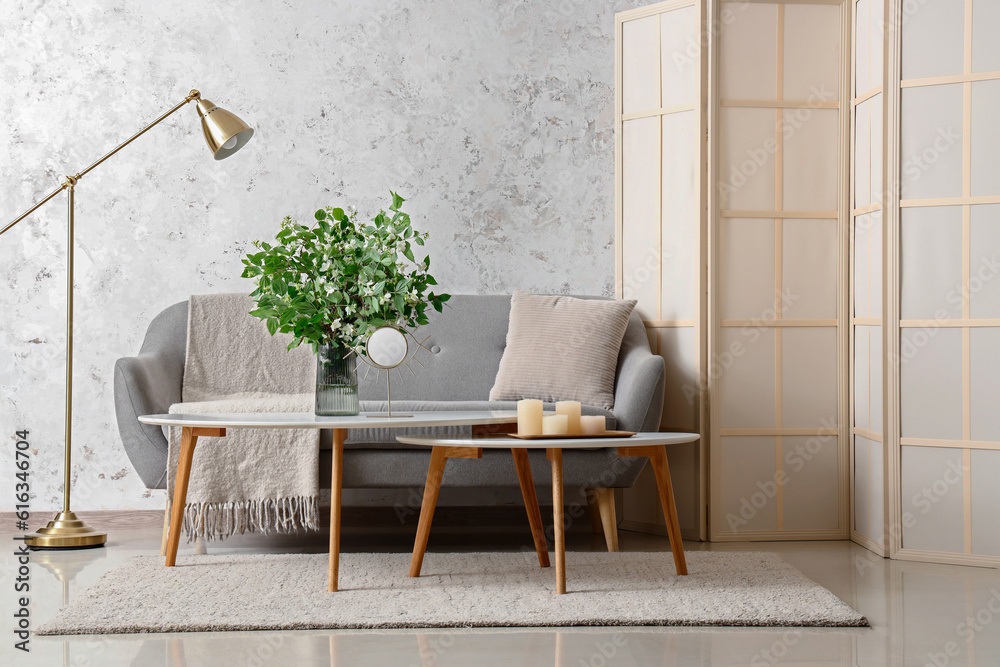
xmin=396 ymin=431 xmax=700 ymax=594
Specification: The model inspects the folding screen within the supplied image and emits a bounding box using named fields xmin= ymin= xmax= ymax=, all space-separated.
xmin=615 ymin=0 xmax=707 ymax=540
xmin=889 ymin=0 xmax=1000 ymax=566
xmin=709 ymin=0 xmax=849 ymax=541
xmin=850 ymin=0 xmax=887 ymax=555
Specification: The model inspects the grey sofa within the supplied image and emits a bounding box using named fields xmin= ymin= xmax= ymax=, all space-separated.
xmin=114 ymin=295 xmax=665 ymax=501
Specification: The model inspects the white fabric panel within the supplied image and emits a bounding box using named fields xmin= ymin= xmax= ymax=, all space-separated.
xmin=661 ymin=111 xmax=698 ymax=321
xmin=719 ymin=107 xmax=777 ymax=211
xmin=870 ymin=325 xmax=883 ymax=434
xmin=870 ymin=93 xmax=883 ymax=205
xmin=622 ymin=16 xmax=661 ymax=115
xmin=870 ymin=210 xmax=884 ymax=317
xmin=971 ymin=79 xmax=1000 ymax=197
xmin=854 ymin=0 xmax=871 ymax=96
xmin=900 ymin=446 xmax=965 ymax=554
xmin=900 ymin=328 xmax=963 ymax=439
xmin=868 ymin=0 xmax=883 ymax=93
xmin=719 ymin=3 xmax=777 ymax=100
xmin=868 ymin=435 xmax=884 ymax=545
xmin=783 ymin=4 xmax=841 ymax=101
xmin=719 ymin=218 xmax=774 ymax=320
xmin=658 ymin=327 xmax=698 ymax=432
xmin=783 ymin=109 xmax=840 ymax=212
xmin=854 ymin=326 xmax=871 ymax=432
xmin=972 ymin=0 xmax=1000 ymax=73
xmin=781 ymin=435 xmax=840 ymax=531
xmin=900 ymin=0 xmax=964 ymax=80
xmin=782 ymin=327 xmax=839 ymax=429
xmin=970 ymin=204 xmax=1000 ymax=318
xmin=718 ymin=327 xmax=776 ymax=429
xmin=659 ymin=5 xmax=697 ymax=109
xmin=971 ymin=449 xmax=1000 ymax=556
xmin=900 ymin=85 xmax=964 ymax=200
xmin=854 ymin=99 xmax=872 ymax=209
xmin=854 ymin=213 xmax=872 ymax=318
xmin=621 ymin=117 xmax=661 ymax=321
xmin=854 ymin=436 xmax=871 ymax=536
xmin=718 ymin=436 xmax=778 ymax=532
xmin=782 ymin=219 xmax=838 ymax=319
xmin=971 ymin=328 xmax=1000 ymax=442
xmin=900 ymin=206 xmax=964 ymax=320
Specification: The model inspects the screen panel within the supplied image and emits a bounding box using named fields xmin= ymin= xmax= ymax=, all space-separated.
xmin=617 ymin=1 xmax=706 ymax=541
xmin=713 ymin=1 xmax=845 ymax=541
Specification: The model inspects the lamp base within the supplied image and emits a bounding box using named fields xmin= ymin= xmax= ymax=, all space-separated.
xmin=24 ymin=511 xmax=107 ymax=550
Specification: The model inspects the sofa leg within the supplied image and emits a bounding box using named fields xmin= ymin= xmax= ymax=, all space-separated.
xmin=594 ymin=488 xmax=620 ymax=552
xmin=194 ymin=535 xmax=208 ymax=555
xmin=160 ymin=496 xmax=170 ymax=557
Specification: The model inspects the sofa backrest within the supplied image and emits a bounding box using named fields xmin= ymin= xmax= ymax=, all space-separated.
xmin=151 ymin=294 xmax=648 ymax=404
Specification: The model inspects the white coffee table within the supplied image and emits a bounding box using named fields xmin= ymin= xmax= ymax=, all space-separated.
xmin=138 ymin=411 xmax=518 ymax=591
xmin=397 ymin=431 xmax=700 ymax=594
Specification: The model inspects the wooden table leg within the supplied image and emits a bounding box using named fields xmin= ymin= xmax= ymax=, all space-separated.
xmin=410 ymin=446 xmax=481 ymax=577
xmin=329 ymin=428 xmax=346 ymax=592
xmin=511 ymin=448 xmax=550 ymax=568
xmin=618 ymin=444 xmax=687 ymax=575
xmin=546 ymin=448 xmax=566 ymax=594
xmin=165 ymin=427 xmax=225 ymax=567
xmin=410 ymin=447 xmax=449 ymax=577
xmin=650 ymin=447 xmax=687 ymax=575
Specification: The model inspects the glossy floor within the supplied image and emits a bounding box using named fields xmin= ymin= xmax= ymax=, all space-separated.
xmin=3 ymin=522 xmax=1000 ymax=666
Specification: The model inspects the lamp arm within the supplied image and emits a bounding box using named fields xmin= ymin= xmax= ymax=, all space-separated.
xmin=0 ymin=89 xmax=202 ymax=236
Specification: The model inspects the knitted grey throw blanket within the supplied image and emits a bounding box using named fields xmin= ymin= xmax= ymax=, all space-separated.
xmin=167 ymin=293 xmax=319 ymax=541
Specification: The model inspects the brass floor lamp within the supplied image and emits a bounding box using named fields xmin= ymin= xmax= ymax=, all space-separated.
xmin=1 ymin=89 xmax=254 ymax=549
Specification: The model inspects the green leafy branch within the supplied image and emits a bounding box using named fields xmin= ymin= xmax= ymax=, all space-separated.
xmin=241 ymin=191 xmax=450 ymax=354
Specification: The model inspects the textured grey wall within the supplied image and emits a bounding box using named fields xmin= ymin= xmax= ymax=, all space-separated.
xmin=0 ymin=0 xmax=641 ymax=510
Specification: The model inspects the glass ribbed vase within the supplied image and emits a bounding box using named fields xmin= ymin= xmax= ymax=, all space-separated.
xmin=315 ymin=345 xmax=359 ymax=416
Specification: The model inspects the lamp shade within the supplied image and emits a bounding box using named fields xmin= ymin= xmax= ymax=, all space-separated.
xmin=196 ymin=98 xmax=254 ymax=160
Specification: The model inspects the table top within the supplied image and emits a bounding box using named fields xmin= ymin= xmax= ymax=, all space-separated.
xmin=395 ymin=431 xmax=700 ymax=450
xmin=138 ymin=410 xmax=518 ymax=429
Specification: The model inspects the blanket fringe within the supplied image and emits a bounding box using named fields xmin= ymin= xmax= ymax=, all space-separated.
xmin=180 ymin=496 xmax=320 ymax=542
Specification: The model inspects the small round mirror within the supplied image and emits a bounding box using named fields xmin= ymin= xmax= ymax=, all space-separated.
xmin=366 ymin=326 xmax=408 ymax=369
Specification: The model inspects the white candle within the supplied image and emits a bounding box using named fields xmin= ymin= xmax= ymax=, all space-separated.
xmin=542 ymin=414 xmax=569 ymax=435
xmin=517 ymin=399 xmax=544 ymax=436
xmin=580 ymin=416 xmax=606 ymax=435
xmin=555 ymin=401 xmax=582 ymax=434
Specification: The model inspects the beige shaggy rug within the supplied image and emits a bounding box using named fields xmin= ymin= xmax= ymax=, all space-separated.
xmin=37 ymin=551 xmax=866 ymax=634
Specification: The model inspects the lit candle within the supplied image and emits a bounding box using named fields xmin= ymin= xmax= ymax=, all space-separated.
xmin=542 ymin=414 xmax=569 ymax=435
xmin=580 ymin=416 xmax=606 ymax=435
xmin=555 ymin=401 xmax=582 ymax=434
xmin=517 ymin=399 xmax=544 ymax=436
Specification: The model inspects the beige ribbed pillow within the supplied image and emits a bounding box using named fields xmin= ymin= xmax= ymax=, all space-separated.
xmin=489 ymin=291 xmax=637 ymax=410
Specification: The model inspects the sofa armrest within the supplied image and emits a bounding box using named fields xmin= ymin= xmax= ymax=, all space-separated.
xmin=113 ymin=353 xmax=183 ymax=489
xmin=612 ymin=347 xmax=666 ymax=433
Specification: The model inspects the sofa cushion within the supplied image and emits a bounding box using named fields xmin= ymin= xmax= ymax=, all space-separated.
xmin=330 ymin=400 xmax=616 ymax=450
xmin=489 ymin=291 xmax=637 ymax=410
